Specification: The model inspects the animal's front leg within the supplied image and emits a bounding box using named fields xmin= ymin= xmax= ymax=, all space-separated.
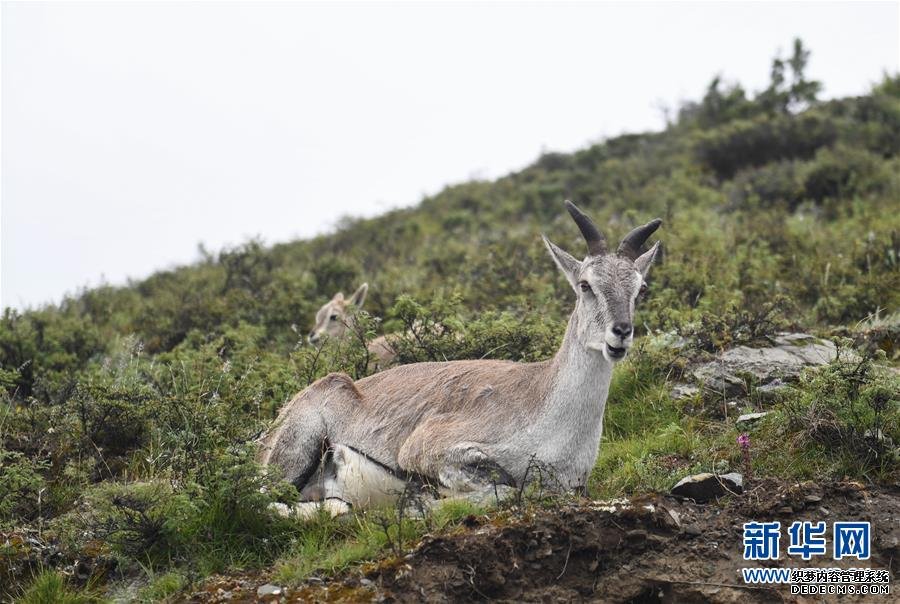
xmin=438 ymin=444 xmax=516 ymax=493
xmin=269 ymin=498 xmax=351 ymax=520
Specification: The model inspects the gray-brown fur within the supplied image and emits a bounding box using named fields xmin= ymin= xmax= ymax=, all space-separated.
xmin=260 ymin=201 xmax=661 ymax=506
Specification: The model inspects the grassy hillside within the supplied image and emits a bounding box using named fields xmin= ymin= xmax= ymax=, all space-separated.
xmin=2 ymin=43 xmax=899 ymax=600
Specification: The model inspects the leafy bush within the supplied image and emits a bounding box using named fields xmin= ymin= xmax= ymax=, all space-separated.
xmin=387 ymin=294 xmax=562 ymax=364
xmin=696 ymin=113 xmax=838 ymax=179
xmin=781 ymin=345 xmax=900 ymax=479
xmin=677 ymin=295 xmax=793 ymax=352
xmin=77 ymin=446 xmax=298 ymax=571
xmin=727 ymin=161 xmax=804 ymax=210
xmin=0 ymin=450 xmax=47 ymax=526
xmin=801 ymin=144 xmax=889 ymax=202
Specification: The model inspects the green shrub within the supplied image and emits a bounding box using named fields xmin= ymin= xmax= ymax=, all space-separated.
xmin=696 ymin=112 xmax=838 ymax=179
xmin=387 ymin=294 xmax=562 ymax=364
xmin=781 ymin=345 xmax=900 ymax=479
xmin=801 ymin=145 xmax=890 ymax=202
xmin=82 ymin=447 xmax=298 ymax=572
xmin=727 ymin=161 xmax=803 ymax=210
xmin=0 ymin=450 xmax=47 ymax=526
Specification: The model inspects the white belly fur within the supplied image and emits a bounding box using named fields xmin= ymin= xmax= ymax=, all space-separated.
xmin=325 ymin=444 xmax=407 ymax=508
xmin=271 ymin=445 xmax=414 ymax=519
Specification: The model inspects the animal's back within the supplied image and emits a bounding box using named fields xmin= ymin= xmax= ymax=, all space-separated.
xmin=335 ymin=358 xmax=554 ymax=469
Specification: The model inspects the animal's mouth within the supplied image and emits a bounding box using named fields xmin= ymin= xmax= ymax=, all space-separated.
xmin=605 ymin=344 xmax=627 ymax=360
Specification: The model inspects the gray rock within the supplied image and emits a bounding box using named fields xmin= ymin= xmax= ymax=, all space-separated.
xmin=671 ymin=472 xmax=743 ymax=502
xmin=736 ymin=411 xmax=770 ymax=424
xmin=755 ymin=378 xmax=791 ymax=401
xmin=256 ymin=584 xmax=282 ymax=598
xmin=777 ymin=506 xmax=794 ymax=515
xmin=665 ymin=508 xmax=682 ymax=528
xmin=720 ymin=472 xmax=744 ymax=491
xmin=671 ymin=383 xmax=700 ymax=400
xmin=692 ymin=333 xmax=836 ymax=397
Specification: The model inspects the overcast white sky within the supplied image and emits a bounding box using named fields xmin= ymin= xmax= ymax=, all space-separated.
xmin=2 ymin=1 xmax=898 ymax=310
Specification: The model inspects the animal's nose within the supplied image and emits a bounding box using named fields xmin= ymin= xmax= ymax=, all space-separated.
xmin=308 ymin=332 xmax=319 ymax=343
xmin=612 ymin=322 xmax=633 ymax=338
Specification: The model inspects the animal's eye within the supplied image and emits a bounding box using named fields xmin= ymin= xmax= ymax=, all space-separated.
xmin=329 ymin=314 xmax=339 ymax=321
xmin=579 ymin=281 xmax=592 ymax=293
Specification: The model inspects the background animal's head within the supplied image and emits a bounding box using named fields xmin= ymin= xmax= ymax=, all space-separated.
xmin=308 ymin=283 xmax=368 ymax=344
xmin=543 ymin=201 xmax=661 ymax=363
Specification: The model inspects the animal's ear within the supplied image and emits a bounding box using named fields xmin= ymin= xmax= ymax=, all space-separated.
xmin=332 ymin=292 xmax=345 ymax=302
xmin=634 ymin=241 xmax=660 ymax=278
xmin=349 ymin=283 xmax=368 ymax=307
xmin=542 ymin=235 xmax=581 ymax=290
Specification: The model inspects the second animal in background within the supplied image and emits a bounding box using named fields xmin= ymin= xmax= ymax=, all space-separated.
xmin=307 ymin=283 xmax=397 ymax=370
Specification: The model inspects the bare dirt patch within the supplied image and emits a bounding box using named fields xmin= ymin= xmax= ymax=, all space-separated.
xmin=189 ymin=481 xmax=899 ymax=603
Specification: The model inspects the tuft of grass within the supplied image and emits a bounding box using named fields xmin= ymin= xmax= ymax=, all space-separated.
xmin=272 ymin=498 xmax=486 ymax=586
xmin=603 ymin=341 xmax=682 ymax=440
xmin=591 ymin=420 xmax=709 ymax=498
xmin=272 ymin=508 xmax=413 ymax=585
xmin=135 ymin=571 xmax=187 ymax=603
xmin=17 ymin=571 xmax=101 ymax=604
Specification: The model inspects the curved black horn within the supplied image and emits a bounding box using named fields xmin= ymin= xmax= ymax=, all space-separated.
xmin=564 ymin=200 xmax=608 ymax=256
xmin=617 ymin=218 xmax=663 ymax=259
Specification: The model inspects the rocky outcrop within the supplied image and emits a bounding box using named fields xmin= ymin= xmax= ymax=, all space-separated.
xmin=690 ymin=333 xmax=836 ymax=398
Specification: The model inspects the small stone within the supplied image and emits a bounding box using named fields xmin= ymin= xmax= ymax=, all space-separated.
xmin=257 ymin=584 xmax=282 ymax=598
xmin=720 ymin=472 xmax=744 ymax=491
xmin=671 ymin=384 xmax=699 ymax=400
xmin=648 ymin=534 xmax=668 ymax=547
xmin=360 ymin=578 xmax=374 ymax=587
xmin=625 ymin=529 xmax=648 ymax=542
xmin=736 ymin=411 xmax=770 ymax=424
xmin=666 ymin=508 xmax=682 ymax=528
xmin=684 ymin=524 xmax=702 ymax=537
xmin=777 ymin=506 xmax=794 ymax=515
xmin=671 ymin=472 xmax=743 ymax=502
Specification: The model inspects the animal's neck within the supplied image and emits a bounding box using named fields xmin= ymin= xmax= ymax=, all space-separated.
xmin=545 ymin=306 xmax=613 ymax=413
xmin=521 ymin=305 xmax=613 ymax=484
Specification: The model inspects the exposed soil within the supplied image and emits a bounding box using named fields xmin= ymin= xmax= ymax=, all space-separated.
xmin=189 ymin=480 xmax=899 ymax=603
